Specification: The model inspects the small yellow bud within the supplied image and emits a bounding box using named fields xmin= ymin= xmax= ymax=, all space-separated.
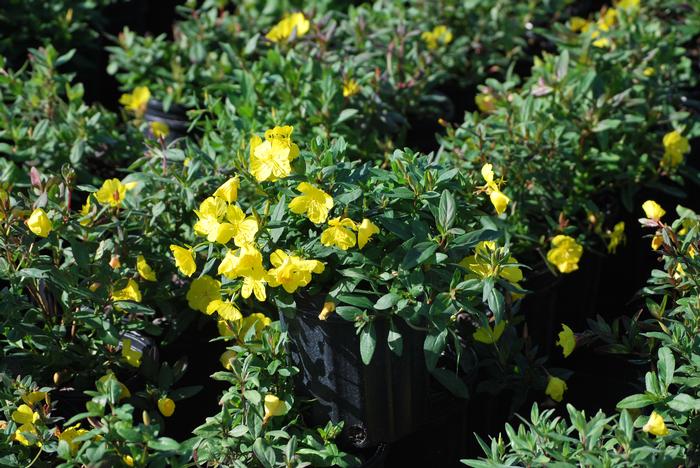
xmin=109 ymin=255 xmax=121 ymax=269
xmin=318 ymin=301 xmax=336 ymax=321
xmin=157 ymin=397 xmax=175 ymax=417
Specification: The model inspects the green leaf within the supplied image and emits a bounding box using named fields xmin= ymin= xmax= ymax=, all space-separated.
xmin=431 ymin=368 xmax=469 ymax=398
xmin=18 ymin=268 xmax=49 ymax=279
xmin=616 ymin=393 xmax=654 ymax=409
xmin=335 ymin=306 xmax=362 ymax=321
xmin=424 ymin=330 xmax=447 ymax=371
xmin=253 ymin=437 xmax=277 ymax=468
xmin=336 ymin=108 xmax=358 ymax=124
xmin=360 ymin=322 xmax=377 ymax=365
xmin=374 ymin=293 xmax=400 ymax=310
xmin=401 ymin=242 xmax=438 ymax=269
xmin=592 ymin=119 xmax=621 ymax=132
xmin=668 ymin=393 xmax=700 ymax=412
xmin=113 ymin=302 xmax=155 ymax=314
xmin=657 ymin=347 xmax=675 ymax=390
xmin=147 ymin=437 xmax=180 ymax=452
xmin=487 ymin=289 xmax=505 ymax=323
xmin=437 ymin=190 xmax=456 ymax=232
xmin=388 ymin=320 xmax=403 ymax=356
xmin=337 ymin=294 xmax=374 ymax=309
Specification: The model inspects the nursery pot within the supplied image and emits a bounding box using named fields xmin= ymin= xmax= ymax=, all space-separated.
xmin=281 ymin=296 xmax=429 ymax=449
xmin=144 ymin=99 xmax=191 ymax=144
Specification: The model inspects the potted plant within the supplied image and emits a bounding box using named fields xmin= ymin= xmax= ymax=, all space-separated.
xmin=165 ymin=115 xmax=550 ymax=448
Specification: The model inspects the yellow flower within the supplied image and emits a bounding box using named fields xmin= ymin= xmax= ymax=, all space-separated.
xmin=569 ymin=16 xmax=590 ymax=32
xmin=157 ymin=397 xmax=175 ymax=417
xmin=79 ymin=195 xmax=93 ymax=226
xmin=319 ymin=301 xmax=336 ymax=321
xmin=601 ymin=8 xmax=618 ymax=28
xmin=58 ymin=424 xmax=88 ymax=455
xmin=643 ymin=67 xmax=655 ymax=77
xmin=218 ymin=244 xmax=263 ymax=278
xmin=592 ymin=37 xmax=611 ymax=48
xmin=607 ymin=221 xmax=626 ymax=254
xmin=119 ymin=86 xmax=150 ymax=115
xmin=13 ymin=423 xmax=37 ymax=446
xmin=642 ymin=200 xmax=665 ymax=221
xmin=12 ymin=405 xmax=39 ymax=426
xmin=186 ymin=275 xmax=221 ymax=313
xmin=480 ymin=164 xmax=510 ymax=215
xmin=556 ymin=324 xmax=576 ymax=357
xmin=266 ymin=12 xmax=310 ymax=43
xmin=214 ymin=176 xmax=240 ymax=203
xmin=342 ymin=78 xmax=361 ymax=97
xmin=226 ymin=204 xmax=259 ymax=247
xmin=206 ymin=299 xmax=243 ymax=321
xmin=547 ymin=235 xmax=583 ymax=274
xmin=661 ymin=130 xmax=690 ymax=169
xmin=27 ymin=208 xmax=52 ymax=237
xmin=267 ymin=250 xmax=324 ymax=293
xmin=643 ymin=411 xmax=669 ymax=436
xmin=97 ymin=373 xmax=130 ymax=400
xmin=193 ymin=197 xmax=235 ymax=244
xmin=170 ymin=245 xmax=196 ymax=277
xmin=150 ymin=121 xmax=170 ymax=139
xmin=473 ymin=321 xmax=506 ymax=344
xmin=218 ymin=244 xmax=269 ymax=301
xmin=289 ymin=182 xmax=334 ymax=224
xmin=421 ymin=25 xmax=453 ymax=50
xmin=94 ymin=178 xmax=135 ymax=208
xmin=321 ymin=217 xmax=357 ymax=250
xmin=123 ymin=455 xmax=135 ymax=466
xmin=358 ymin=218 xmax=380 ymax=249
xmin=545 ymin=376 xmax=567 ymax=402
xmin=475 ymin=93 xmax=495 ymax=113
xmin=264 ymin=126 xmax=300 ymax=160
xmin=651 ymin=233 xmax=664 ymax=251
xmin=121 ymin=338 xmax=142 ymax=367
xmin=137 ymin=255 xmax=156 ymax=281
xmin=616 ymin=0 xmax=640 ymax=11
xmin=220 ymin=350 xmax=237 ymax=369
xmin=250 ymin=135 xmax=292 ymax=182
xmin=263 ymin=394 xmax=287 ymax=423
xmin=489 ymin=190 xmax=510 ymax=215
xmin=21 ymin=391 xmax=47 ymax=407
xmin=239 ymin=313 xmax=272 ymax=339
xmin=111 ymin=279 xmax=142 ymax=303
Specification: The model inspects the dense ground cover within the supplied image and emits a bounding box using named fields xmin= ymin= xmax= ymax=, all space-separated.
xmin=1 ymin=0 xmax=699 ymax=466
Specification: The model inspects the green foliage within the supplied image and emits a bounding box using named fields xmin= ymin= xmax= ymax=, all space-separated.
xmin=463 ymin=205 xmax=700 ymax=466
xmin=439 ymin=2 xmax=699 ymax=257
xmin=0 ymin=46 xmax=142 ymax=185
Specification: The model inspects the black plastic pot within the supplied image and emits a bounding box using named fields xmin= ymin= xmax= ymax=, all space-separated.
xmin=144 ymin=99 xmax=191 ymax=144
xmin=281 ymin=296 xmax=429 ymax=449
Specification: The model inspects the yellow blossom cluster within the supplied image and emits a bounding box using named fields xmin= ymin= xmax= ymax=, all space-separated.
xmin=266 ymin=13 xmax=310 ymax=43
xmin=11 ymin=391 xmax=46 ymax=446
xmin=569 ymin=0 xmax=639 ymax=49
xmin=320 ymin=217 xmax=380 ymax=251
xmin=421 ymin=25 xmax=453 ymax=50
